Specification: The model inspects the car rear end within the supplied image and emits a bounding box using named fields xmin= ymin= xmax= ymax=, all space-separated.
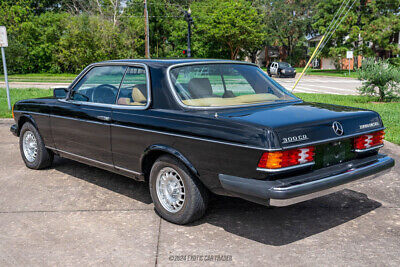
xmin=218 ymin=107 xmax=394 ymax=206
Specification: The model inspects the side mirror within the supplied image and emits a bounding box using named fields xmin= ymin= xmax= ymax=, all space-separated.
xmin=53 ymin=87 xmax=69 ymax=99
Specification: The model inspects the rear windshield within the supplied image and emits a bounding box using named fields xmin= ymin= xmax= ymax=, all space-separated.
xmin=169 ymin=63 xmax=297 ymax=108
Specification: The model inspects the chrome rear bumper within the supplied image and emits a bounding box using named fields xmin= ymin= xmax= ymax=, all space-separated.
xmin=219 ymin=154 xmax=394 ymax=206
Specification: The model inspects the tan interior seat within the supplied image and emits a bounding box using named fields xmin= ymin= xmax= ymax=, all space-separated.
xmin=131 ymin=87 xmax=146 ymax=105
xmin=117 ymin=97 xmax=131 ymax=105
xmin=117 ymin=85 xmax=147 ymax=106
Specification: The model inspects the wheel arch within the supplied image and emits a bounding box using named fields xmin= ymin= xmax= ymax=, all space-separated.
xmin=17 ymin=114 xmax=38 ymax=136
xmin=140 ymin=144 xmax=199 ymax=181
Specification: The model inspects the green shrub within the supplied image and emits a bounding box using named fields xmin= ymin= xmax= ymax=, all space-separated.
xmin=389 ymin=57 xmax=400 ymax=68
xmin=357 ymin=59 xmax=400 ymax=101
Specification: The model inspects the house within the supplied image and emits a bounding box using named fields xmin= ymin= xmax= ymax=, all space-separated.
xmin=307 ymin=32 xmax=400 ymax=70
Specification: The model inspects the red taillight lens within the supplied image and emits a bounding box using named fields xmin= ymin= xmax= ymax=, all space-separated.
xmin=258 ymin=146 xmax=315 ymax=169
xmin=354 ymin=130 xmax=385 ymax=150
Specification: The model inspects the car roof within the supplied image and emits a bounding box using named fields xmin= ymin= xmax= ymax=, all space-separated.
xmin=99 ymin=58 xmax=255 ymax=68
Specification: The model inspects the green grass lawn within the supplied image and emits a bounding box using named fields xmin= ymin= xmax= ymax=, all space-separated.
xmin=0 ymin=88 xmax=52 ymax=118
xmin=1 ymin=88 xmax=398 ymax=145
xmin=0 ymin=73 xmax=75 ymax=83
xmin=297 ymin=93 xmax=400 ymax=145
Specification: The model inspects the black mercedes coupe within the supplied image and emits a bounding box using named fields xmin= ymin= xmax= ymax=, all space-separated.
xmin=10 ymin=59 xmax=394 ymax=224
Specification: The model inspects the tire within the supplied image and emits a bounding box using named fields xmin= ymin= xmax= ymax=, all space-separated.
xmin=19 ymin=122 xmax=54 ymax=169
xmin=149 ymin=155 xmax=209 ymax=224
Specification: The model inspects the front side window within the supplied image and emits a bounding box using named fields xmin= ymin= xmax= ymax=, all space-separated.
xmin=117 ymin=67 xmax=148 ymax=106
xmin=71 ymin=66 xmax=126 ymax=104
xmin=169 ymin=64 xmax=297 ymax=107
xmin=279 ymin=62 xmax=291 ymax=68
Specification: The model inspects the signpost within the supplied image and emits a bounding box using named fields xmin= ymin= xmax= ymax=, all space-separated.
xmin=346 ymin=50 xmax=353 ymax=77
xmin=0 ymin=26 xmax=11 ymax=110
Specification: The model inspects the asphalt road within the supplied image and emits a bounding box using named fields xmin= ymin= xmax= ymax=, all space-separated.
xmin=0 ymin=75 xmax=362 ymax=95
xmin=0 ymin=119 xmax=399 ymax=266
xmin=274 ymin=75 xmax=362 ymax=95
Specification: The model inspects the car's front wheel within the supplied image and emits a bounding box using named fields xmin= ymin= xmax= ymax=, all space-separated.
xmin=19 ymin=122 xmax=53 ymax=169
xmin=149 ymin=155 xmax=209 ymax=224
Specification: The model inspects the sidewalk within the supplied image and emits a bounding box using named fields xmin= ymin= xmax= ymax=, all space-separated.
xmin=0 ymin=81 xmax=70 ymax=89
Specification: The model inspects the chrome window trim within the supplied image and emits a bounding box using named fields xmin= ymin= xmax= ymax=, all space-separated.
xmin=62 ymin=62 xmax=152 ymax=110
xmin=166 ymin=61 xmax=299 ymax=110
xmin=257 ymin=162 xmax=315 ymax=173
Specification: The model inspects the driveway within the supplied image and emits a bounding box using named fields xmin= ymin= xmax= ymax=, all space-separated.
xmin=0 ymin=119 xmax=399 ymax=266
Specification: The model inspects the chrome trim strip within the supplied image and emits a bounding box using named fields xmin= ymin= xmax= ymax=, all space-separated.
xmin=166 ymin=61 xmax=300 ymax=110
xmin=269 ymin=174 xmax=378 ymax=207
xmin=114 ymin=165 xmax=141 ymax=175
xmin=271 ymin=156 xmax=392 ymax=192
xmin=112 ymin=123 xmax=270 ymax=151
xmin=18 ymin=111 xmax=387 ymax=152
xmin=51 ymin=114 xmax=108 ymax=125
xmin=18 ymin=111 xmax=270 ymax=151
xmin=16 ymin=112 xmax=387 ymax=152
xmin=62 ymin=62 xmax=152 ymax=110
xmin=257 ymin=162 xmax=315 ymax=173
xmin=281 ymin=127 xmax=386 ymax=150
xmin=354 ymin=144 xmax=384 ymax=153
xmin=13 ymin=110 xmax=48 ymax=116
xmin=46 ymin=146 xmax=114 ymax=168
xmin=46 ymin=146 xmax=141 ymax=175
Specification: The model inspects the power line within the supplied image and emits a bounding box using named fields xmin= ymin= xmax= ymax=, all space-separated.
xmin=316 ymin=0 xmax=357 ymax=57
xmin=305 ymin=0 xmax=358 ymax=75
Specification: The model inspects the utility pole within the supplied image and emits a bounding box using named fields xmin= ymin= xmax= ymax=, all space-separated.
xmin=184 ymin=8 xmax=193 ymax=58
xmin=0 ymin=26 xmax=10 ymax=110
xmin=144 ymin=0 xmax=150 ymax=58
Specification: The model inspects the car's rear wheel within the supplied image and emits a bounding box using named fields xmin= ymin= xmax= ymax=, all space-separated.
xmin=19 ymin=122 xmax=53 ymax=169
xmin=149 ymin=155 xmax=209 ymax=224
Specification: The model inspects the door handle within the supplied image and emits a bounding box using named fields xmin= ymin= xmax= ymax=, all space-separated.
xmin=96 ymin=115 xmax=111 ymax=122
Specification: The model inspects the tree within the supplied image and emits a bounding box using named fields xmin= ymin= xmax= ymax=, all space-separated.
xmin=191 ymin=0 xmax=265 ymax=60
xmin=313 ymin=0 xmax=400 ymax=67
xmin=257 ymin=0 xmax=316 ymax=64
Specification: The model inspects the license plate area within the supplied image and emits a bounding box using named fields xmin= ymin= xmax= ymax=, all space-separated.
xmin=314 ymin=139 xmax=355 ymax=169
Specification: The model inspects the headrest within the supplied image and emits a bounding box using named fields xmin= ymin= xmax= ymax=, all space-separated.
xmin=132 ymin=87 xmax=147 ymax=103
xmin=188 ymin=78 xmax=213 ymax=98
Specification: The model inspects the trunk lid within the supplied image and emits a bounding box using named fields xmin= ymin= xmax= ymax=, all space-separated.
xmin=218 ymin=101 xmax=383 ymax=149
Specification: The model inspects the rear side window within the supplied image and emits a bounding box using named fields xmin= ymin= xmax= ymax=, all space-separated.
xmin=71 ymin=66 xmax=126 ymax=104
xmin=117 ymin=67 xmax=148 ymax=106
